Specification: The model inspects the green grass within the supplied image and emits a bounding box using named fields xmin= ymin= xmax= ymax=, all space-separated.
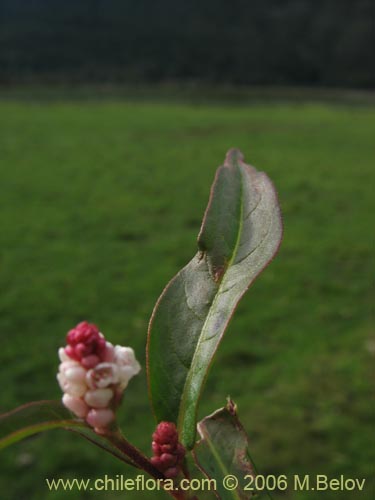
xmin=0 ymin=94 xmax=374 ymax=499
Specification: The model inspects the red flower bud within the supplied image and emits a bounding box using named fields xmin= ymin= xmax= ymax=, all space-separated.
xmin=81 ymin=354 xmax=100 ymax=369
xmin=176 ymin=443 xmax=185 ymax=458
xmin=153 ymin=421 xmax=178 ymax=445
xmin=164 ymin=467 xmax=179 ymax=479
xmin=152 ymin=441 xmax=161 ymax=455
xmin=160 ymin=453 xmax=177 ymax=468
xmin=160 ymin=444 xmax=174 ymax=453
xmin=65 ymin=321 xmax=106 ymax=364
xmin=151 ymin=421 xmax=185 ymax=478
xmin=150 ymin=456 xmax=163 ymax=468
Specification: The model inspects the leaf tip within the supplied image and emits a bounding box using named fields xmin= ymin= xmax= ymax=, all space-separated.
xmin=226 ymin=397 xmax=237 ymax=416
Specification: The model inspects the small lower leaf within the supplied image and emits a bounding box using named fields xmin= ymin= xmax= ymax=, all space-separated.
xmin=0 ymin=400 xmax=83 ymax=449
xmin=0 ymin=400 xmax=136 ymax=467
xmin=193 ymin=401 xmax=256 ymax=500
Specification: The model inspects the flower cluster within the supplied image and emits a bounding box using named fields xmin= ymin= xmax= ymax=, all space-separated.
xmin=57 ymin=321 xmax=140 ymax=432
xmin=151 ymin=422 xmax=185 ymax=478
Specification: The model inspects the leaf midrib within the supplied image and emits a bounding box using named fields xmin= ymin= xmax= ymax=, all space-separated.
xmin=198 ymin=424 xmax=242 ymax=500
xmin=178 ymin=163 xmax=246 ymax=439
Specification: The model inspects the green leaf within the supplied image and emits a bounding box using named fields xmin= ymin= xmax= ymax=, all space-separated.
xmin=0 ymin=400 xmax=136 ymax=466
xmin=193 ymin=401 xmax=255 ymax=500
xmin=147 ymin=149 xmax=282 ymax=448
xmin=0 ymin=400 xmax=83 ymax=449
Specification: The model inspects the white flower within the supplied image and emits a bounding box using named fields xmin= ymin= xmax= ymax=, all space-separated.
xmin=86 ymin=362 xmax=120 ymax=389
xmin=62 ymin=394 xmax=89 ymax=418
xmin=57 ymin=361 xmax=88 ymax=398
xmin=114 ymin=346 xmax=141 ymax=389
xmin=58 ymin=324 xmax=142 ymax=431
xmin=86 ymin=408 xmax=115 ymax=432
xmin=103 ymin=342 xmax=115 ymax=362
xmin=58 ymin=347 xmax=70 ymax=363
xmin=84 ymin=388 xmax=114 ymax=408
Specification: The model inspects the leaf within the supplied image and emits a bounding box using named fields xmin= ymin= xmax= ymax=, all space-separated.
xmin=193 ymin=401 xmax=255 ymax=500
xmin=0 ymin=400 xmax=83 ymax=449
xmin=147 ymin=149 xmax=282 ymax=448
xmin=0 ymin=400 xmax=136 ymax=466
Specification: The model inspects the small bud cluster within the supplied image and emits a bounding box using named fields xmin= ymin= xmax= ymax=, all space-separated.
xmin=151 ymin=422 xmax=185 ymax=478
xmin=57 ymin=321 xmax=140 ymax=432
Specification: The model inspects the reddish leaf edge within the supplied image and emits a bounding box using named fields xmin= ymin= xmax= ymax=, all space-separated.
xmin=0 ymin=400 xmax=82 ymax=450
xmin=0 ymin=400 xmax=168 ymax=481
xmin=146 ymin=148 xmax=284 ymax=447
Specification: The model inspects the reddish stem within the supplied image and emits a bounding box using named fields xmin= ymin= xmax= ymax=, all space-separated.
xmin=104 ymin=429 xmax=190 ymax=500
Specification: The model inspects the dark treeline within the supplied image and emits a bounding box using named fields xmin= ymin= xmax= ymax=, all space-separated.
xmin=0 ymin=0 xmax=374 ymax=87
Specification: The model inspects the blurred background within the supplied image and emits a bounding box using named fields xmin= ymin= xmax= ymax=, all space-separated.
xmin=0 ymin=0 xmax=374 ymax=87
xmin=0 ymin=1 xmax=374 ymax=499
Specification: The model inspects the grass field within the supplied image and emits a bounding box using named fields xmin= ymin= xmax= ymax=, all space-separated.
xmin=0 ymin=92 xmax=374 ymax=499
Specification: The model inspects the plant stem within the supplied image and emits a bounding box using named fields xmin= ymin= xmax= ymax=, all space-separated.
xmin=108 ymin=429 xmax=163 ymax=478
xmin=105 ymin=429 xmax=189 ymax=500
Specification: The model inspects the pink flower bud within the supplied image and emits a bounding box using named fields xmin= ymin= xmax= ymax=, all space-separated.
xmin=84 ymin=388 xmax=113 ymax=408
xmin=62 ymin=394 xmax=89 ymax=418
xmin=111 ymin=346 xmax=141 ymax=389
xmin=59 ymin=322 xmax=141 ymax=434
xmin=150 ymin=456 xmax=163 ymax=468
xmin=160 ymin=453 xmax=177 ymax=468
xmin=64 ymin=345 xmax=79 ymax=361
xmin=152 ymin=441 xmax=161 ymax=455
xmin=160 ymin=444 xmax=174 ymax=453
xmin=57 ymin=361 xmax=88 ymax=397
xmin=103 ymin=342 xmax=115 ymax=362
xmin=86 ymin=363 xmax=120 ymax=389
xmin=58 ymin=347 xmax=70 ymax=363
xmin=75 ymin=342 xmax=91 ymax=358
xmin=64 ymin=366 xmax=87 ymax=384
xmin=153 ymin=422 xmax=178 ymax=446
xmin=65 ymin=321 xmax=106 ymax=363
xmin=81 ymin=354 xmax=100 ymax=369
xmin=176 ymin=443 xmax=185 ymax=458
xmin=150 ymin=421 xmax=185 ymax=477
xmin=86 ymin=408 xmax=115 ymax=430
xmin=164 ymin=467 xmax=179 ymax=479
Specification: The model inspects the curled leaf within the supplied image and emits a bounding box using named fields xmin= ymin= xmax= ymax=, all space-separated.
xmin=147 ymin=149 xmax=282 ymax=448
xmin=193 ymin=401 xmax=255 ymax=500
